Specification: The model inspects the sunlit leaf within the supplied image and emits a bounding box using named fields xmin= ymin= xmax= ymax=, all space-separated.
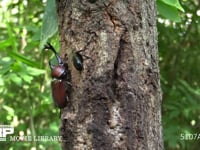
xmin=9 ymin=73 xmax=22 ymax=85
xmin=40 ymin=0 xmax=58 ymax=49
xmin=0 ymin=57 xmax=14 ymax=75
xmin=6 ymin=22 xmax=17 ymax=51
xmin=26 ymin=66 xmax=45 ymax=76
xmin=157 ymin=0 xmax=181 ymax=22
xmin=160 ymin=0 xmax=185 ymax=12
xmin=0 ymin=39 xmax=13 ymax=49
xmin=3 ymin=105 xmax=15 ymax=116
xmin=18 ymin=72 xmax=33 ymax=83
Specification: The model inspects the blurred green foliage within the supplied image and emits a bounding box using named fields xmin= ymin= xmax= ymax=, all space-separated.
xmin=0 ymin=0 xmax=199 ymax=149
xmin=158 ymin=0 xmax=200 ymax=149
xmin=0 ymin=0 xmax=61 ymax=149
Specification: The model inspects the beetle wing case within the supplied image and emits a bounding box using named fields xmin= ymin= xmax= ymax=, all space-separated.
xmin=51 ymin=80 xmax=68 ymax=108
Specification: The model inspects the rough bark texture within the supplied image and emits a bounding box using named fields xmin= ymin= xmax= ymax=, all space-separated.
xmin=56 ymin=0 xmax=163 ymax=149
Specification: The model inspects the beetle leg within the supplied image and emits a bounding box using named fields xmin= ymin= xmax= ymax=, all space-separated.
xmin=63 ymin=81 xmax=72 ymax=88
xmin=76 ymin=49 xmax=85 ymax=53
xmin=66 ymin=81 xmax=72 ymax=86
xmin=75 ymin=50 xmax=90 ymax=60
xmin=81 ymin=54 xmax=90 ymax=59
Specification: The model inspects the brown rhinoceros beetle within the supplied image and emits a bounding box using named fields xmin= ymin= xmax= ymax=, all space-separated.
xmin=44 ymin=43 xmax=71 ymax=108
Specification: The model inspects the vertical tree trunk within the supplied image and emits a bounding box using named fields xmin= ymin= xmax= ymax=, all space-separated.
xmin=56 ymin=0 xmax=163 ymax=149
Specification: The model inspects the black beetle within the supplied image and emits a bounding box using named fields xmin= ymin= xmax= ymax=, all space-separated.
xmin=44 ymin=43 xmax=71 ymax=108
xmin=72 ymin=50 xmax=90 ymax=72
xmin=72 ymin=51 xmax=84 ymax=71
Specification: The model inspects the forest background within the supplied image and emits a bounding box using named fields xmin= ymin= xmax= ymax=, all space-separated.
xmin=0 ymin=0 xmax=199 ymax=149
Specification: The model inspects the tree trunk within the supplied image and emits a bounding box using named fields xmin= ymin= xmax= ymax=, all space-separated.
xmin=56 ymin=0 xmax=163 ymax=149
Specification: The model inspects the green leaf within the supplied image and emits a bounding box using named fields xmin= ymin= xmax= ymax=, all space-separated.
xmin=0 ymin=57 xmax=14 ymax=75
xmin=160 ymin=0 xmax=185 ymax=12
xmin=26 ymin=66 xmax=45 ymax=76
xmin=0 ymin=39 xmax=13 ymax=49
xmin=6 ymin=22 xmax=17 ymax=52
xmin=3 ymin=105 xmax=15 ymax=116
xmin=18 ymin=72 xmax=33 ymax=83
xmin=8 ymin=51 xmax=40 ymax=68
xmin=9 ymin=73 xmax=22 ymax=86
xmin=157 ymin=0 xmax=181 ymax=22
xmin=40 ymin=0 xmax=58 ymax=49
xmin=179 ymin=80 xmax=200 ymax=96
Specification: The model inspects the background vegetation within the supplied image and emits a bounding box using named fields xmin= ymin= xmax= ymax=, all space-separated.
xmin=0 ymin=0 xmax=199 ymax=149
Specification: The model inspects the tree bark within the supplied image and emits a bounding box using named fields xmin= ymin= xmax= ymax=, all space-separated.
xmin=56 ymin=0 xmax=163 ymax=149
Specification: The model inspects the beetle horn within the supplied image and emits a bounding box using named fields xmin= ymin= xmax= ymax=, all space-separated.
xmin=49 ymin=60 xmax=55 ymax=70
xmin=44 ymin=42 xmax=63 ymax=65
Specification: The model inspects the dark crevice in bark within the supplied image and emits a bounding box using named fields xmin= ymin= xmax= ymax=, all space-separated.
xmin=113 ymin=39 xmax=123 ymax=80
xmin=112 ymin=31 xmax=127 ymax=95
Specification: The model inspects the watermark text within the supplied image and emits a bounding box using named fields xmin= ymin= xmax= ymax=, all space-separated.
xmin=180 ymin=133 xmax=200 ymax=140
